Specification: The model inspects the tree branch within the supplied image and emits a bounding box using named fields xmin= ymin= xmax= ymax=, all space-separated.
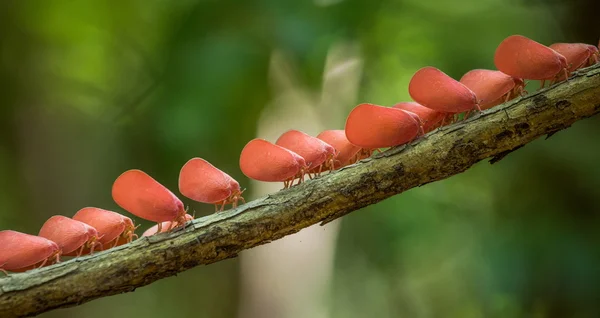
xmin=2 ymin=64 xmax=600 ymax=318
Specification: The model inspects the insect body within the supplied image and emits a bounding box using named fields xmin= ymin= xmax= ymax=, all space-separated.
xmin=112 ymin=169 xmax=187 ymax=233
xmin=239 ymin=138 xmax=308 ymax=188
xmin=73 ymin=207 xmax=138 ymax=250
xmin=276 ymin=130 xmax=336 ymax=176
xmin=345 ymin=103 xmax=421 ymax=149
xmin=316 ymin=130 xmax=362 ymax=169
xmin=0 ymin=230 xmax=61 ymax=274
xmin=39 ymin=215 xmax=102 ymax=257
xmin=549 ymin=43 xmax=599 ymax=74
xmin=392 ymin=102 xmax=446 ymax=132
xmin=179 ymin=158 xmax=245 ymax=211
xmin=409 ymin=66 xmax=480 ymax=113
xmin=494 ymin=35 xmax=568 ymax=87
xmin=460 ymin=69 xmax=526 ymax=110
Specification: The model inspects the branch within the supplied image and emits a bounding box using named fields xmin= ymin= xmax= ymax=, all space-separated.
xmin=2 ymin=64 xmax=600 ymax=318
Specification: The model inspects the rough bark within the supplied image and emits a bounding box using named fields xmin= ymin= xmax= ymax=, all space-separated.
xmin=1 ymin=64 xmax=599 ymax=318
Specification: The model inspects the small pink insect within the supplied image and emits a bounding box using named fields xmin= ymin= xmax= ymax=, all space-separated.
xmin=39 ymin=216 xmax=102 ymax=257
xmin=494 ymin=35 xmax=568 ymax=87
xmin=73 ymin=207 xmax=138 ymax=250
xmin=408 ymin=66 xmax=480 ymax=113
xmin=459 ymin=69 xmax=526 ymax=110
xmin=112 ymin=169 xmax=187 ymax=233
xmin=345 ymin=103 xmax=421 ymax=150
xmin=142 ymin=214 xmax=194 ymax=237
xmin=0 ymin=230 xmax=61 ymax=274
xmin=239 ymin=138 xmax=308 ymax=188
xmin=316 ymin=130 xmax=361 ymax=169
xmin=392 ymin=102 xmax=446 ymax=132
xmin=179 ymin=158 xmax=245 ymax=211
xmin=549 ymin=43 xmax=599 ymax=74
xmin=276 ymin=130 xmax=336 ymax=176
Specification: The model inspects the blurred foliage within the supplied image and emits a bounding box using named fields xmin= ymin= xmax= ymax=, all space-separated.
xmin=0 ymin=0 xmax=598 ymax=317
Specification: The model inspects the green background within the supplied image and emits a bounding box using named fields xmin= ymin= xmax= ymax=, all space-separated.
xmin=0 ymin=0 xmax=598 ymax=317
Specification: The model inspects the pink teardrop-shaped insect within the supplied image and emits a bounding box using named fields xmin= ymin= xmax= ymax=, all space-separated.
xmin=459 ymin=69 xmax=526 ymax=110
xmin=112 ymin=169 xmax=187 ymax=233
xmin=316 ymin=130 xmax=361 ymax=169
xmin=586 ymin=45 xmax=599 ymax=66
xmin=345 ymin=103 xmax=421 ymax=150
xmin=73 ymin=207 xmax=138 ymax=250
xmin=142 ymin=214 xmax=194 ymax=237
xmin=408 ymin=66 xmax=480 ymax=113
xmin=239 ymin=138 xmax=307 ymax=188
xmin=392 ymin=102 xmax=446 ymax=132
xmin=494 ymin=35 xmax=568 ymax=87
xmin=179 ymin=158 xmax=245 ymax=212
xmin=549 ymin=43 xmax=597 ymax=73
xmin=0 ymin=230 xmax=61 ymax=274
xmin=276 ymin=130 xmax=336 ymax=176
xmin=38 ymin=215 xmax=102 ymax=257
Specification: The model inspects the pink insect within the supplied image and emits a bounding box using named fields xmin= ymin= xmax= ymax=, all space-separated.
xmin=72 ymin=207 xmax=138 ymax=250
xmin=549 ymin=43 xmax=599 ymax=74
xmin=345 ymin=103 xmax=422 ymax=150
xmin=112 ymin=169 xmax=187 ymax=233
xmin=408 ymin=66 xmax=480 ymax=114
xmin=276 ymin=130 xmax=336 ymax=176
xmin=179 ymin=158 xmax=245 ymax=211
xmin=316 ymin=130 xmax=362 ymax=169
xmin=392 ymin=102 xmax=446 ymax=132
xmin=494 ymin=35 xmax=568 ymax=88
xmin=38 ymin=216 xmax=102 ymax=257
xmin=142 ymin=214 xmax=194 ymax=237
xmin=0 ymin=230 xmax=61 ymax=274
xmin=459 ymin=69 xmax=526 ymax=110
xmin=239 ymin=138 xmax=308 ymax=188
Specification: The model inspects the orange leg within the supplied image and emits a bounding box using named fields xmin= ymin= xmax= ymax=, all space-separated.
xmin=167 ymin=220 xmax=176 ymax=232
xmin=90 ymin=240 xmax=100 ymax=254
xmin=111 ymin=237 xmax=120 ymax=248
xmin=504 ymin=90 xmax=512 ymax=103
xmin=36 ymin=257 xmax=49 ymax=269
xmin=464 ymin=110 xmax=471 ymax=120
xmin=157 ymin=222 xmax=163 ymax=234
xmin=76 ymin=244 xmax=85 ymax=257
